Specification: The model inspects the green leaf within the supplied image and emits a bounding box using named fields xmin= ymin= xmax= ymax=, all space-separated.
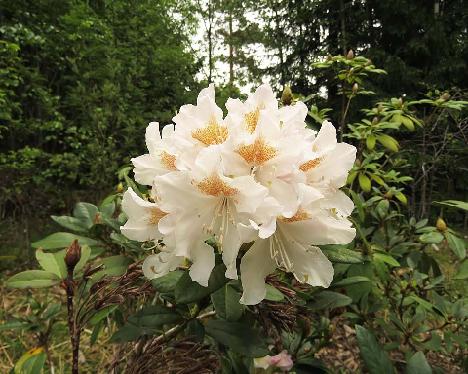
xmin=419 ymin=231 xmax=444 ymax=244
xmin=212 ymin=284 xmax=244 ymax=321
xmin=32 ymin=232 xmax=100 ymax=250
xmin=89 ymin=305 xmax=118 ymax=325
xmin=454 ymin=260 xmax=468 ymax=280
xmin=307 ymin=291 xmax=352 ymax=311
xmin=74 ymin=245 xmax=92 ymax=275
xmin=374 ymin=253 xmax=400 ymax=267
xmin=6 ymin=270 xmax=60 ymax=289
xmin=377 ymin=134 xmax=399 ymax=152
xmin=51 ymin=215 xmax=88 ymax=232
xmin=407 ymin=295 xmax=434 ymax=312
xmin=205 ymin=320 xmax=269 ymax=357
xmin=445 ymin=232 xmax=466 ymax=259
xmin=110 ymin=324 xmax=143 ymax=343
xmin=321 ymin=245 xmax=365 ymax=264
xmin=185 ymin=319 xmax=205 ymax=342
xmin=359 ymin=173 xmax=372 ymax=192
xmin=175 ymin=264 xmax=228 ymax=304
xmin=35 ymin=249 xmax=67 ymax=279
xmin=93 ymin=255 xmax=132 ymax=279
xmin=265 ymin=284 xmax=285 ymax=301
xmin=151 ymin=270 xmax=184 ymax=293
xmin=406 ymin=351 xmax=432 ymax=374
xmin=395 ymin=192 xmax=408 ymax=205
xmin=15 ymin=349 xmax=46 ymax=374
xmin=355 ymin=325 xmax=394 ymax=374
xmin=0 ymin=320 xmax=31 ymax=332
xmin=128 ymin=305 xmax=182 ymax=328
xmin=433 ymin=200 xmax=468 ymax=212
xmin=366 ymin=135 xmax=376 ymax=150
xmin=73 ymin=202 xmax=99 ymax=229
xmin=332 ymin=276 xmax=371 ymax=287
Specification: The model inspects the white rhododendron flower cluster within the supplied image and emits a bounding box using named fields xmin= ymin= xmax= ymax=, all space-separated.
xmin=120 ymin=84 xmax=356 ymax=305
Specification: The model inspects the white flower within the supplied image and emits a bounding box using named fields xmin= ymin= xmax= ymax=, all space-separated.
xmin=300 ymin=120 xmax=356 ymax=189
xmin=240 ymin=191 xmax=355 ymax=305
xmin=120 ymin=187 xmax=169 ymax=242
xmin=131 ymin=122 xmax=179 ymax=186
xmin=120 ymin=83 xmax=357 ymax=299
xmin=154 ymin=150 xmax=269 ymax=280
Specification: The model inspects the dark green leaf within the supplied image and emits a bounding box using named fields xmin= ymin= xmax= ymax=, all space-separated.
xmin=128 ymin=305 xmax=182 ymax=328
xmin=89 ymin=305 xmax=118 ymax=325
xmin=175 ymin=264 xmax=228 ymax=304
xmin=185 ymin=319 xmax=205 ymax=342
xmin=264 ymin=284 xmax=285 ymax=301
xmin=321 ymin=246 xmax=365 ymax=264
xmin=110 ymin=324 xmax=143 ymax=343
xmin=212 ymin=283 xmax=244 ymax=321
xmin=406 ymin=351 xmax=432 ymax=374
xmin=152 ymin=270 xmax=184 ymax=293
xmin=332 ymin=276 xmax=371 ymax=287
xmin=205 ymin=320 xmax=269 ymax=357
xmin=307 ymin=291 xmax=352 ymax=311
xmin=374 ymin=253 xmax=400 ymax=267
xmin=355 ymin=325 xmax=394 ymax=374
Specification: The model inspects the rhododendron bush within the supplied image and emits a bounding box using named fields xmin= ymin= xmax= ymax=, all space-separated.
xmin=4 ymin=54 xmax=467 ymax=374
xmin=121 ymin=84 xmax=356 ymax=305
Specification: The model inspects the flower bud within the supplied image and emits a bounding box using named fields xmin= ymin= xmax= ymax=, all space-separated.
xmin=398 ymin=97 xmax=403 ymax=106
xmin=117 ymin=182 xmax=124 ymax=193
xmin=65 ymin=240 xmax=81 ymax=272
xmin=281 ymin=85 xmax=293 ymax=106
xmin=384 ymin=191 xmax=393 ymax=200
xmin=372 ymin=117 xmax=379 ymax=125
xmin=441 ymin=93 xmax=450 ymax=101
xmin=352 ymin=83 xmax=358 ymax=93
xmin=346 ymin=49 xmax=354 ymax=59
xmin=436 ymin=217 xmax=447 ymax=232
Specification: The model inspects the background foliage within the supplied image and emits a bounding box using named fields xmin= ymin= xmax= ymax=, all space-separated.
xmin=1 ymin=0 xmax=467 ymax=373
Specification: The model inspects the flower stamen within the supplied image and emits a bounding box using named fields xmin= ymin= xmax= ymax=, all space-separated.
xmin=197 ymin=174 xmax=238 ymax=197
xmin=192 ymin=117 xmax=228 ymax=145
xmin=236 ymin=137 xmax=277 ymax=166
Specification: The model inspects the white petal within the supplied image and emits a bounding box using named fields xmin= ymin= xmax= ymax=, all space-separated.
xmin=251 ymin=83 xmax=277 ymax=111
xmin=189 ymin=241 xmax=215 ymax=287
xmin=239 ymin=239 xmax=276 ymax=305
xmin=313 ymin=121 xmax=337 ymax=154
xmin=320 ymin=190 xmax=355 ymax=217
xmin=269 ymin=178 xmax=299 ymax=218
xmin=297 ymin=183 xmax=324 ymax=207
xmin=154 ymin=171 xmax=212 ymax=212
xmin=288 ymin=243 xmax=334 ymax=287
xmin=145 ymin=122 xmax=162 ymax=155
xmin=281 ymin=216 xmax=356 ymax=246
xmin=230 ymin=176 xmax=268 ymax=214
xmin=131 ymin=154 xmax=164 ymax=185
xmin=220 ymin=217 xmax=242 ymax=279
xmin=197 ymin=83 xmax=215 ymax=103
xmin=122 ymin=188 xmax=154 ymax=216
xmin=142 ymin=251 xmax=183 ymax=280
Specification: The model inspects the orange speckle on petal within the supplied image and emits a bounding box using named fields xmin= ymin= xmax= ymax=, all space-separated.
xmin=197 ymin=174 xmax=238 ymax=197
xmin=192 ymin=117 xmax=228 ymax=145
